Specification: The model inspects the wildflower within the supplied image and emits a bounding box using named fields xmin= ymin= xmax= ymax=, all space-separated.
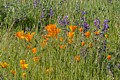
xmin=33 ymin=56 xmax=40 ymax=63
xmin=45 ymin=68 xmax=53 ymax=74
xmin=89 ymin=43 xmax=93 ymax=48
xmin=69 ymin=26 xmax=77 ymax=32
xmin=59 ymin=45 xmax=66 ymax=49
xmin=84 ymin=31 xmax=91 ymax=38
xmin=107 ymin=55 xmax=111 ymax=60
xmin=94 ymin=31 xmax=100 ymax=35
xmin=11 ymin=70 xmax=16 ymax=75
xmin=79 ymin=28 xmax=83 ymax=32
xmin=27 ymin=45 xmax=31 ymax=49
xmin=82 ymin=22 xmax=90 ymax=31
xmin=24 ymin=32 xmax=35 ymax=42
xmin=20 ymin=60 xmax=26 ymax=65
xmin=60 ymin=37 xmax=64 ymax=42
xmin=22 ymin=73 xmax=26 ymax=78
xmin=68 ymin=39 xmax=73 ymax=44
xmin=74 ymin=55 xmax=80 ymax=62
xmin=40 ymin=40 xmax=47 ymax=47
xmin=21 ymin=64 xmax=28 ymax=70
xmin=58 ymin=16 xmax=69 ymax=26
xmin=94 ymin=19 xmax=100 ymax=30
xmin=16 ymin=31 xmax=24 ymax=39
xmin=105 ymin=34 xmax=108 ymax=38
xmin=102 ymin=19 xmax=110 ymax=32
xmin=81 ymin=42 xmax=85 ymax=46
xmin=0 ymin=62 xmax=9 ymax=68
xmin=67 ymin=32 xmax=74 ymax=38
xmin=32 ymin=48 xmax=37 ymax=54
xmin=45 ymin=24 xmax=61 ymax=37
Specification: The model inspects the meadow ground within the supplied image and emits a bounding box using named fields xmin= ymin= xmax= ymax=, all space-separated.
xmin=0 ymin=0 xmax=120 ymax=80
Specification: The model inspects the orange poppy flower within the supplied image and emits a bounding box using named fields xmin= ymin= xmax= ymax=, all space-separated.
xmin=11 ymin=70 xmax=16 ymax=75
xmin=45 ymin=24 xmax=61 ymax=37
xmin=68 ymin=39 xmax=73 ymax=44
xmin=107 ymin=55 xmax=111 ymax=60
xmin=33 ymin=56 xmax=40 ymax=63
xmin=59 ymin=45 xmax=66 ymax=49
xmin=25 ymin=32 xmax=35 ymax=42
xmin=69 ymin=26 xmax=77 ymax=32
xmin=67 ymin=32 xmax=74 ymax=38
xmin=60 ymin=37 xmax=64 ymax=42
xmin=21 ymin=64 xmax=28 ymax=70
xmin=74 ymin=55 xmax=80 ymax=62
xmin=0 ymin=62 xmax=9 ymax=68
xmin=20 ymin=60 xmax=26 ymax=65
xmin=27 ymin=45 xmax=31 ymax=49
xmin=81 ymin=42 xmax=85 ymax=46
xmin=84 ymin=31 xmax=91 ymax=38
xmin=40 ymin=40 xmax=48 ymax=47
xmin=16 ymin=31 xmax=25 ymax=39
xmin=94 ymin=31 xmax=100 ymax=35
xmin=89 ymin=43 xmax=93 ymax=48
xmin=79 ymin=28 xmax=83 ymax=32
xmin=32 ymin=47 xmax=37 ymax=54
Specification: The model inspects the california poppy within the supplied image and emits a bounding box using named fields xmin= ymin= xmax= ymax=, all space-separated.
xmin=69 ymin=26 xmax=77 ymax=32
xmin=84 ymin=31 xmax=91 ymax=38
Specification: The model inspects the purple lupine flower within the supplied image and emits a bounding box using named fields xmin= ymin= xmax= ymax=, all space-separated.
xmin=102 ymin=19 xmax=110 ymax=31
xmin=49 ymin=7 xmax=54 ymax=17
xmin=82 ymin=22 xmax=90 ymax=32
xmin=58 ymin=16 xmax=70 ymax=26
xmin=94 ymin=19 xmax=100 ymax=30
xmin=82 ymin=11 xmax=87 ymax=16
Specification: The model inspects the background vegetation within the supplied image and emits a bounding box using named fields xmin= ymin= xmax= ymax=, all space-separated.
xmin=0 ymin=0 xmax=120 ymax=80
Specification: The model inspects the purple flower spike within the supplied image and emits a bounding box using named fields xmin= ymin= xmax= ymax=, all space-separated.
xmin=102 ymin=19 xmax=110 ymax=32
xmin=83 ymin=22 xmax=89 ymax=31
xmin=58 ymin=15 xmax=70 ymax=26
xmin=94 ymin=19 xmax=100 ymax=30
xmin=49 ymin=7 xmax=54 ymax=17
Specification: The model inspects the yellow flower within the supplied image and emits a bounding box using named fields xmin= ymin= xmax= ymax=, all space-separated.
xmin=0 ymin=62 xmax=9 ymax=68
xmin=74 ymin=55 xmax=80 ymax=62
xmin=33 ymin=56 xmax=40 ymax=63
xmin=25 ymin=32 xmax=35 ymax=42
xmin=22 ymin=73 xmax=26 ymax=78
xmin=11 ymin=70 xmax=16 ymax=76
xmin=21 ymin=64 xmax=28 ymax=70
xmin=84 ymin=31 xmax=91 ymax=38
xmin=16 ymin=31 xmax=25 ymax=39
xmin=67 ymin=32 xmax=74 ymax=39
xmin=45 ymin=68 xmax=53 ymax=74
xmin=69 ymin=26 xmax=77 ymax=32
xmin=32 ymin=48 xmax=37 ymax=54
xmin=105 ymin=34 xmax=108 ymax=38
xmin=20 ymin=60 xmax=26 ymax=65
xmin=79 ymin=28 xmax=83 ymax=32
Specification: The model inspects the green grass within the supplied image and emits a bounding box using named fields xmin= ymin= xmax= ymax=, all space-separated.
xmin=0 ymin=0 xmax=120 ymax=80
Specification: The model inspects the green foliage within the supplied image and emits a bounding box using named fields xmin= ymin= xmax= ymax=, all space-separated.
xmin=0 ymin=0 xmax=120 ymax=80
